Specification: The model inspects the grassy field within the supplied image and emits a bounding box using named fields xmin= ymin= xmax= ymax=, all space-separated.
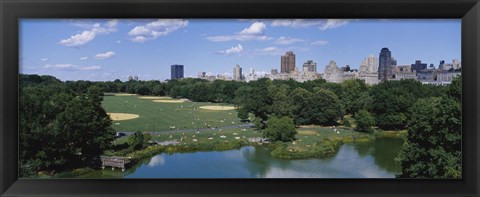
xmin=102 ymin=94 xmax=241 ymax=132
xmin=103 ymin=94 xmax=399 ymax=160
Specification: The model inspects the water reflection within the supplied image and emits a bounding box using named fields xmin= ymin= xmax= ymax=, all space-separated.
xmin=80 ymin=138 xmax=403 ymax=178
xmin=148 ymin=155 xmax=166 ymax=167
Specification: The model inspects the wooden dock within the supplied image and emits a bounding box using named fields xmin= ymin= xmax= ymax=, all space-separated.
xmin=100 ymin=156 xmax=131 ymax=172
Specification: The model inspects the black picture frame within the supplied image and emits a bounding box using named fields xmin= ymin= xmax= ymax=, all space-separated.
xmin=1 ymin=0 xmax=479 ymax=196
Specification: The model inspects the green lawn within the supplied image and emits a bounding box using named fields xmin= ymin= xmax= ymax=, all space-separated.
xmin=102 ymin=95 xmax=241 ymax=132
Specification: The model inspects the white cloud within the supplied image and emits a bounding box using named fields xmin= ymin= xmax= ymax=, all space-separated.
xmin=218 ymin=44 xmax=243 ymax=56
xmin=255 ymin=46 xmax=310 ymax=56
xmin=40 ymin=58 xmax=49 ymax=62
xmin=128 ymin=19 xmax=188 ymax=42
xmin=206 ymin=22 xmax=272 ymax=42
xmin=275 ymin=37 xmax=304 ymax=45
xmin=43 ymin=64 xmax=101 ymax=71
xmin=239 ymin=22 xmax=266 ymax=35
xmin=256 ymin=47 xmax=283 ymax=55
xmin=271 ymin=19 xmax=353 ymax=30
xmin=95 ymin=51 xmax=115 ymax=59
xmin=59 ymin=19 xmax=118 ymax=47
xmin=80 ymin=56 xmax=88 ymax=60
xmin=311 ymin=40 xmax=329 ymax=46
xmin=106 ymin=19 xmax=119 ymax=28
xmin=260 ymin=47 xmax=279 ymax=52
xmin=319 ymin=19 xmax=351 ymax=30
xmin=132 ymin=36 xmax=147 ymax=43
xmin=59 ymin=31 xmax=96 ymax=47
xmin=128 ymin=26 xmax=149 ymax=36
xmin=207 ymin=34 xmax=272 ymax=42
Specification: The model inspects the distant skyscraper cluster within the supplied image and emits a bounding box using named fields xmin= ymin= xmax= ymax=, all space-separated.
xmin=190 ymin=47 xmax=460 ymax=86
xmin=321 ymin=47 xmax=460 ymax=85
xmin=128 ymin=75 xmax=139 ymax=81
xmin=322 ymin=60 xmax=359 ymax=83
xmin=269 ymin=51 xmax=320 ymax=82
xmin=171 ymin=64 xmax=184 ymax=80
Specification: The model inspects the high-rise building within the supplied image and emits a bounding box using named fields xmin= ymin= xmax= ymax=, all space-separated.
xmin=233 ymin=64 xmax=243 ymax=81
xmin=171 ymin=64 xmax=184 ymax=80
xmin=378 ymin=48 xmax=395 ymax=81
xmin=271 ymin=69 xmax=278 ymax=75
xmin=134 ymin=75 xmax=138 ymax=81
xmin=128 ymin=75 xmax=133 ymax=81
xmin=198 ymin=72 xmax=206 ymax=78
xmin=360 ymin=55 xmax=378 ymax=73
xmin=281 ymin=51 xmax=296 ymax=73
xmin=411 ymin=60 xmax=427 ymax=72
xmin=452 ymin=59 xmax=461 ymax=70
xmin=303 ymin=60 xmax=317 ymax=73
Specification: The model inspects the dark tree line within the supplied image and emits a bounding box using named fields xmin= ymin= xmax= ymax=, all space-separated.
xmin=396 ymin=76 xmax=461 ymax=178
xmin=19 ymin=75 xmax=115 ymax=177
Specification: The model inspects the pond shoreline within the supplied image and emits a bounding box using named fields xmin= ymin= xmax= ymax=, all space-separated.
xmin=40 ymin=129 xmax=405 ymax=178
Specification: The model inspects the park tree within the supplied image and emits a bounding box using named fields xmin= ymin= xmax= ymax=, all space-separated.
xmin=263 ymin=116 xmax=297 ymax=142
xmin=288 ymin=87 xmax=314 ymax=125
xmin=128 ymin=131 xmax=145 ymax=150
xmin=237 ymin=107 xmax=249 ymax=120
xmin=253 ymin=117 xmax=266 ymax=130
xmin=268 ymin=84 xmax=292 ymax=117
xmin=310 ymin=89 xmax=345 ymax=125
xmin=396 ymin=96 xmax=461 ymax=178
xmin=370 ymin=79 xmax=428 ymax=130
xmin=340 ymin=79 xmax=369 ymax=115
xmin=354 ymin=110 xmax=375 ymax=133
xmin=19 ymin=76 xmax=115 ymax=177
xmin=152 ymin=84 xmax=166 ymax=96
xmin=350 ymin=91 xmax=373 ymax=115
xmin=234 ymin=78 xmax=273 ymax=122
xmin=397 ymin=78 xmax=461 ymax=178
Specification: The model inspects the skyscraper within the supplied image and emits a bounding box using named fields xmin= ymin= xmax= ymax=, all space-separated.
xmin=411 ymin=60 xmax=427 ymax=72
xmin=281 ymin=51 xmax=296 ymax=73
xmin=360 ymin=55 xmax=378 ymax=73
xmin=171 ymin=64 xmax=184 ymax=80
xmin=303 ymin=60 xmax=317 ymax=73
xmin=233 ymin=64 xmax=243 ymax=81
xmin=378 ymin=48 xmax=395 ymax=81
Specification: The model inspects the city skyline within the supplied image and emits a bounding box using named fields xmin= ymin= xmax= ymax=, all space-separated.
xmin=20 ymin=19 xmax=460 ymax=81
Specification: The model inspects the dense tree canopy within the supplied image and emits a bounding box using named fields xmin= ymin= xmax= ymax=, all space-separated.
xmin=397 ymin=76 xmax=461 ymax=178
xmin=263 ymin=116 xmax=297 ymax=142
xmin=354 ymin=110 xmax=375 ymax=133
xmin=19 ymin=75 xmax=114 ymax=177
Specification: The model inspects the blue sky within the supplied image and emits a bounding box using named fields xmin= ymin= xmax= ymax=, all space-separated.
xmin=20 ymin=19 xmax=460 ymax=81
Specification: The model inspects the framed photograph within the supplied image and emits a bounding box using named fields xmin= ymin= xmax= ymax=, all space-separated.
xmin=1 ymin=0 xmax=479 ymax=196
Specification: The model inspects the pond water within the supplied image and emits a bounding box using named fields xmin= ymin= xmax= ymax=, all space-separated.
xmin=82 ymin=138 xmax=404 ymax=178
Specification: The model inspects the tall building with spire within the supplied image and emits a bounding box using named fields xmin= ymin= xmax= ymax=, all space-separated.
xmin=281 ymin=51 xmax=296 ymax=73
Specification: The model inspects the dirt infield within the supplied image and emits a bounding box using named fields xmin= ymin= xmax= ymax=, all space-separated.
xmin=298 ymin=130 xmax=318 ymax=135
xmin=108 ymin=113 xmax=140 ymax=121
xmin=139 ymin=96 xmax=172 ymax=99
xmin=152 ymin=100 xmax=185 ymax=103
xmin=199 ymin=106 xmax=236 ymax=111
